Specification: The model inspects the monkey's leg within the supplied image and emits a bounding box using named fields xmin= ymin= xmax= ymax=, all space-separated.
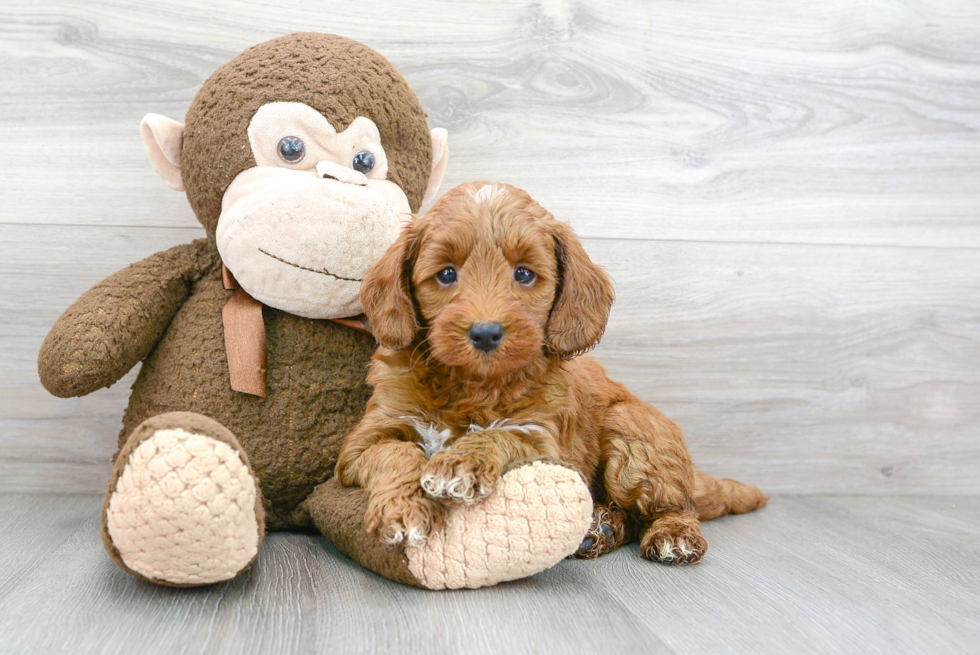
xmin=305 ymin=457 xmax=593 ymax=589
xmin=102 ymin=412 xmax=265 ymax=586
xmin=600 ymin=399 xmax=708 ymax=565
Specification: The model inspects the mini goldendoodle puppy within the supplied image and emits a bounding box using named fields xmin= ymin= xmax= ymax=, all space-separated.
xmin=336 ymin=182 xmax=767 ymax=563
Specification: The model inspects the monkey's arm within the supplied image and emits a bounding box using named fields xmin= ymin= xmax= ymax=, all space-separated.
xmin=38 ymin=238 xmax=220 ymax=398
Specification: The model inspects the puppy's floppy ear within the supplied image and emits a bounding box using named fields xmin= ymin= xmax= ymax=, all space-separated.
xmin=546 ymin=220 xmax=615 ymax=359
xmin=361 ymin=221 xmax=425 ymax=350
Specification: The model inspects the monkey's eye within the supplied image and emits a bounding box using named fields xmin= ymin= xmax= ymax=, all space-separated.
xmin=514 ymin=267 xmax=536 ymax=285
xmin=435 ymin=266 xmax=457 ymax=286
xmin=277 ymin=136 xmax=306 ymax=163
xmin=352 ymin=150 xmax=375 ymax=174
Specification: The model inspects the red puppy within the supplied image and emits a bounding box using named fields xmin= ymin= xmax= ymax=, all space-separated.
xmin=337 ymin=182 xmax=767 ymax=563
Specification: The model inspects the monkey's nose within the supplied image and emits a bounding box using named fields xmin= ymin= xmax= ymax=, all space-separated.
xmin=315 ymin=160 xmax=368 ymax=185
xmin=468 ymin=322 xmax=505 ymax=352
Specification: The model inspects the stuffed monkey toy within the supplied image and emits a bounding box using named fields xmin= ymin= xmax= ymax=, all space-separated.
xmin=38 ymin=33 xmax=592 ymax=590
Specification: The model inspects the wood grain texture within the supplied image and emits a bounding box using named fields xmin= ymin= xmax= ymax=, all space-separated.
xmin=0 ymin=494 xmax=976 ymax=654
xmin=3 ymin=225 xmax=977 ymax=493
xmin=1 ymin=0 xmax=979 ymax=494
xmin=2 ymin=0 xmax=979 ymax=246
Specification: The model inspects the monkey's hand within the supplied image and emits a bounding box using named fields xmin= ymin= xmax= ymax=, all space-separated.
xmin=38 ymin=239 xmax=218 ymax=398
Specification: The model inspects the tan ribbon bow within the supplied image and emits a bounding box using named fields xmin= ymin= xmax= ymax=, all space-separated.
xmin=222 ymin=265 xmax=268 ymax=400
xmin=221 ymin=265 xmax=373 ymax=400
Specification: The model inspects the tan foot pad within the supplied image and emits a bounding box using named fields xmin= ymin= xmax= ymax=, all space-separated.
xmin=105 ymin=428 xmax=260 ymax=585
xmin=405 ymin=460 xmax=592 ymax=590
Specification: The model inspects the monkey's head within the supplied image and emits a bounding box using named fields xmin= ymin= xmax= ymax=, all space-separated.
xmin=140 ymin=33 xmax=448 ymax=319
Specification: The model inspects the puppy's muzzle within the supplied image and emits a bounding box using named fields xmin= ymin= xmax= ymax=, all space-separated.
xmin=468 ymin=322 xmax=505 ymax=352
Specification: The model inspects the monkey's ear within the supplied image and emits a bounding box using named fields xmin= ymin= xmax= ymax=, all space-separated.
xmin=421 ymin=128 xmax=449 ymax=207
xmin=140 ymin=114 xmax=185 ymax=192
xmin=546 ymin=221 xmax=616 ymax=359
xmin=361 ymin=222 xmax=425 ymax=350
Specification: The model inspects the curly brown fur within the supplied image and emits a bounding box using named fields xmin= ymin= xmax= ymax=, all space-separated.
xmin=337 ymin=182 xmax=769 ymax=562
xmin=573 ymin=503 xmax=635 ymax=559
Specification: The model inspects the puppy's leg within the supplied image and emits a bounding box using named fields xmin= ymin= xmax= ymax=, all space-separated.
xmin=601 ymin=398 xmax=707 ymax=564
xmin=342 ymin=439 xmax=442 ymax=547
xmin=421 ymin=430 xmax=542 ymax=504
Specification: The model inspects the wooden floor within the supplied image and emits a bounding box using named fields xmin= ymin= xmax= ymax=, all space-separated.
xmin=1 ymin=1 xmax=979 ymax=654
xmin=0 ymin=494 xmax=976 ymax=654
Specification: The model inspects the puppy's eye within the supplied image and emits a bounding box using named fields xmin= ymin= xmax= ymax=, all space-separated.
xmin=352 ymin=150 xmax=375 ymax=174
xmin=435 ymin=266 xmax=457 ymax=286
xmin=277 ymin=136 xmax=306 ymax=163
xmin=514 ymin=267 xmax=536 ymax=285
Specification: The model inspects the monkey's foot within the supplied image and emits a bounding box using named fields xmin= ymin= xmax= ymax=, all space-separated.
xmin=405 ymin=458 xmax=593 ymax=589
xmin=103 ymin=412 xmax=265 ymax=586
xmin=571 ymin=502 xmax=634 ymax=559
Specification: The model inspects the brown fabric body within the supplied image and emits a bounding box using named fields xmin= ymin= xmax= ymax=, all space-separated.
xmin=181 ymin=32 xmax=432 ymax=242
xmin=303 ymin=477 xmax=422 ymax=587
xmin=101 ymin=411 xmax=267 ymax=587
xmin=40 ymin=237 xmax=377 ymax=530
xmin=115 ymin=249 xmax=378 ymax=529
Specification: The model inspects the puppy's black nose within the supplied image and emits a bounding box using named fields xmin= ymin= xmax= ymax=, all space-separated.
xmin=468 ymin=322 xmax=504 ymax=352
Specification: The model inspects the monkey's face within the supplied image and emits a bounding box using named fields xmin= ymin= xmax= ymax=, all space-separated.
xmin=215 ymin=102 xmax=413 ymax=319
xmin=141 ymin=34 xmax=449 ymax=320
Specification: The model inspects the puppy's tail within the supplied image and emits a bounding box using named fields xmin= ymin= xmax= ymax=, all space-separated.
xmin=694 ymin=470 xmax=770 ymax=521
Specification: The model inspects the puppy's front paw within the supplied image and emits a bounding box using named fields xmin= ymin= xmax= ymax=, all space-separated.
xmin=421 ymin=452 xmax=500 ymax=505
xmin=365 ymin=491 xmax=442 ymax=547
xmin=639 ymin=517 xmax=707 ymax=565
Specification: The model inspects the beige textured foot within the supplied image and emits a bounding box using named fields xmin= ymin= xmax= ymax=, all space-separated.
xmin=405 ymin=460 xmax=593 ymax=590
xmin=105 ymin=428 xmax=260 ymax=585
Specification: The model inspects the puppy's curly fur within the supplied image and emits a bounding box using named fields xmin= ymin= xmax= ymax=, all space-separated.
xmin=337 ymin=182 xmax=768 ymax=562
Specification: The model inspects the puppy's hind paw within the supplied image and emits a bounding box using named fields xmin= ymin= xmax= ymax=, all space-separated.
xmin=640 ymin=537 xmax=705 ymax=565
xmin=640 ymin=536 xmax=708 ymax=564
xmin=640 ymin=519 xmax=708 ymax=564
xmin=571 ymin=502 xmax=634 ymax=559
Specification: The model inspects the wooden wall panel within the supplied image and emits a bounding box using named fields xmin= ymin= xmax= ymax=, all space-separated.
xmin=1 ymin=0 xmax=977 ymax=494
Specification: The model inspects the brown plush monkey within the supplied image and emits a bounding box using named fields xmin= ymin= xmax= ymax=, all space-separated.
xmin=38 ymin=33 xmax=592 ymax=589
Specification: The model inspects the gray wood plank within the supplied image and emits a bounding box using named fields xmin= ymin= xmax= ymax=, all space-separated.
xmin=0 ymin=0 xmax=978 ymax=247
xmin=2 ymin=2 xmax=979 ymax=489
xmin=596 ymin=238 xmax=980 ymax=495
xmin=600 ymin=495 xmax=980 ymax=654
xmin=4 ymin=224 xmax=978 ymax=494
xmin=0 ymin=494 xmax=976 ymax=655
xmin=2 ymin=6 xmax=978 ymax=651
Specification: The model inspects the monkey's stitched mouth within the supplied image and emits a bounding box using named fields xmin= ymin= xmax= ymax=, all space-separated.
xmin=258 ymin=248 xmax=363 ymax=283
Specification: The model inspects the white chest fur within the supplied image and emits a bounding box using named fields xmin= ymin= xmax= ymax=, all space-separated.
xmin=404 ymin=417 xmax=545 ymax=459
xmin=407 ymin=419 xmax=454 ymax=458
